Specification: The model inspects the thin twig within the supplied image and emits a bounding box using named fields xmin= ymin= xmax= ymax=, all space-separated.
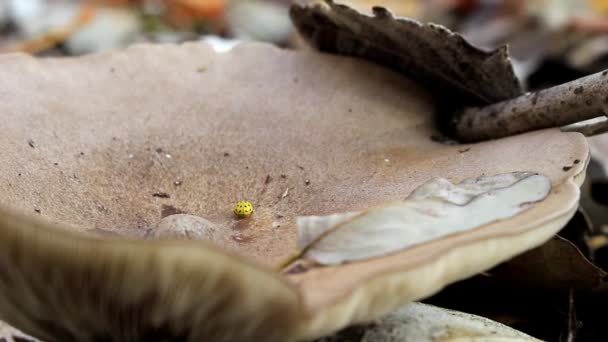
xmin=565 ymin=288 xmax=576 ymax=342
xmin=453 ymin=69 xmax=608 ymax=142
xmin=2 ymin=2 xmax=95 ymax=54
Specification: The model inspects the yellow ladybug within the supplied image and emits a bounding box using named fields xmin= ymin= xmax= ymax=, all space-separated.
xmin=234 ymin=200 xmax=254 ymax=218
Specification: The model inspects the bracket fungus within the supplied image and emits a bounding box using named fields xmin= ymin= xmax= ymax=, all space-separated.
xmin=0 ymin=34 xmax=589 ymax=342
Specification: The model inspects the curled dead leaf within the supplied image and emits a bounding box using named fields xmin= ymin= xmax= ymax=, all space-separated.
xmin=294 ymin=172 xmax=551 ymax=266
xmin=290 ymin=0 xmax=523 ymax=107
xmin=491 ymin=234 xmax=607 ymax=291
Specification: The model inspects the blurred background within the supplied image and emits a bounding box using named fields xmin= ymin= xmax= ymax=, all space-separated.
xmin=2 ymin=0 xmax=608 ymax=89
xmin=0 ymin=0 xmax=606 ymax=83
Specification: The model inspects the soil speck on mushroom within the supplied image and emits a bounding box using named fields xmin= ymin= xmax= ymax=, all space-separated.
xmin=152 ymin=192 xmax=170 ymax=198
xmin=231 ymin=233 xmax=253 ymax=243
xmin=27 ymin=139 xmax=35 ymax=148
xmin=280 ymin=188 xmax=289 ymax=199
xmin=160 ymin=204 xmax=185 ymax=218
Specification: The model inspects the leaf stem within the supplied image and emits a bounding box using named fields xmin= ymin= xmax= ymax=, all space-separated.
xmin=453 ymin=69 xmax=608 ymax=142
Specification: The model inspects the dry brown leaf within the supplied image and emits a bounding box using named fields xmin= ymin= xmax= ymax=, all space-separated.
xmin=290 ymin=0 xmax=523 ymax=107
xmin=490 ymin=234 xmax=606 ymax=291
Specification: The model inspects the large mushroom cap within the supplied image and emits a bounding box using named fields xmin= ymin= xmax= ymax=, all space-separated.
xmin=0 ymin=42 xmax=588 ymax=341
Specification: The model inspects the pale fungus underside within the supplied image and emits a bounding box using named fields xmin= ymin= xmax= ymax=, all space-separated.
xmin=0 ymin=41 xmax=588 ymax=341
xmin=316 ymin=302 xmax=541 ymax=342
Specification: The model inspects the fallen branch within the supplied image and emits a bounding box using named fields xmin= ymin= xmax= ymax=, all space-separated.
xmin=3 ymin=2 xmax=95 ymax=54
xmin=453 ymin=69 xmax=608 ymax=142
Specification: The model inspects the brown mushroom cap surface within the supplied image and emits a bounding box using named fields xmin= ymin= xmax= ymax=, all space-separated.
xmin=0 ymin=43 xmax=588 ymax=340
xmin=1 ymin=42 xmax=440 ymax=266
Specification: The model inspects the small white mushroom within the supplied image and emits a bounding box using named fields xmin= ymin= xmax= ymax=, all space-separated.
xmin=317 ymin=302 xmax=539 ymax=342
